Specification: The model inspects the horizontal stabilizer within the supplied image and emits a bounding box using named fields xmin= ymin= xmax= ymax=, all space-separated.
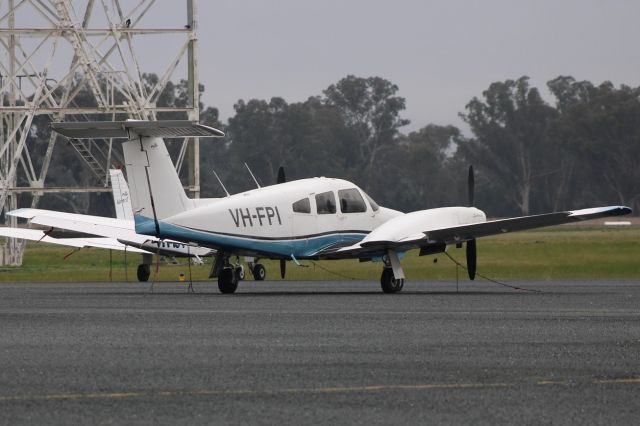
xmin=51 ymin=120 xmax=224 ymax=139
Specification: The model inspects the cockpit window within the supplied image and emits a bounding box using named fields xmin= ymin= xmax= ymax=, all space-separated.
xmin=315 ymin=191 xmax=336 ymax=214
xmin=292 ymin=198 xmax=311 ymax=214
xmin=365 ymin=193 xmax=379 ymax=211
xmin=338 ymin=188 xmax=367 ymax=213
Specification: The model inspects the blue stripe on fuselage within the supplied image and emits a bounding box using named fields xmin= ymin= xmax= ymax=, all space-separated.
xmin=134 ymin=215 xmax=365 ymax=258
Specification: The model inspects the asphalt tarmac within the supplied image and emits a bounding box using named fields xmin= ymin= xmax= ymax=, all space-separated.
xmin=0 ymin=279 xmax=639 ymax=425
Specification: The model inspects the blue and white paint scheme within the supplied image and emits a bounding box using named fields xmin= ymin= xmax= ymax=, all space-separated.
xmin=49 ymin=120 xmax=632 ymax=294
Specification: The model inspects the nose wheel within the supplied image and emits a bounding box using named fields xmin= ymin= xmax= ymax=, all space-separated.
xmin=380 ymin=267 xmax=404 ymax=293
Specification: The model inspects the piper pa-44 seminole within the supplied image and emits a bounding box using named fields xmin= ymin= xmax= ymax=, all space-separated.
xmin=48 ymin=120 xmax=631 ymax=294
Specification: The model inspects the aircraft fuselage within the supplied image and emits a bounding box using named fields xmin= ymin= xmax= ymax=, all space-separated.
xmin=135 ymin=177 xmax=484 ymax=259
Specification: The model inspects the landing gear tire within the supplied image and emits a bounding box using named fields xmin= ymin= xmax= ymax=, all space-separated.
xmin=235 ymin=265 xmax=245 ymax=281
xmin=380 ymin=268 xmax=404 ymax=294
xmin=137 ymin=264 xmax=151 ymax=282
xmin=252 ymin=264 xmax=266 ymax=281
xmin=218 ymin=267 xmax=239 ymax=294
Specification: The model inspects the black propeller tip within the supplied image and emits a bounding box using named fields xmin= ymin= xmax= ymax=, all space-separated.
xmin=277 ymin=166 xmax=286 ymax=184
xmin=280 ymin=259 xmax=286 ymax=279
xmin=468 ymin=165 xmax=475 ymax=207
xmin=466 ymin=238 xmax=477 ymax=281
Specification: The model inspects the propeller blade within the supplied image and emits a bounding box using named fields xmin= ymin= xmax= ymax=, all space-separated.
xmin=466 ymin=238 xmax=477 ymax=280
xmin=280 ymin=258 xmax=286 ymax=279
xmin=468 ymin=165 xmax=475 ymax=207
xmin=277 ymin=166 xmax=286 ymax=184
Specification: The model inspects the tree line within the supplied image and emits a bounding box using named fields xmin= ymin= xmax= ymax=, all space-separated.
xmin=23 ymin=74 xmax=640 ymax=217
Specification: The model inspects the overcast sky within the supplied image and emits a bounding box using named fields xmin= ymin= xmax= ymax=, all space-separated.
xmin=6 ymin=1 xmax=639 ymax=131
xmin=185 ymin=0 xmax=639 ymax=132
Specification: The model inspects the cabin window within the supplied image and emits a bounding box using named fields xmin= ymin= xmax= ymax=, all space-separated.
xmin=365 ymin=193 xmax=379 ymax=212
xmin=292 ymin=198 xmax=311 ymax=214
xmin=315 ymin=191 xmax=336 ymax=214
xmin=338 ymin=188 xmax=367 ymax=213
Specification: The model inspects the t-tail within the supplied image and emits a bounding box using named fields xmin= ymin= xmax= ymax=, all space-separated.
xmin=51 ymin=120 xmax=225 ymax=235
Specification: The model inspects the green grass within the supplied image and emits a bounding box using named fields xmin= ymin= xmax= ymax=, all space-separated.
xmin=1 ymin=226 xmax=638 ymax=282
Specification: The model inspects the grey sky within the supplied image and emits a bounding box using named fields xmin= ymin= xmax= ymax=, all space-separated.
xmin=188 ymin=0 xmax=640 ymax=132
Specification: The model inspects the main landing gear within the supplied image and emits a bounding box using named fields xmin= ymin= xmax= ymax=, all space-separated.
xmin=218 ymin=266 xmax=239 ymax=294
xmin=137 ymin=263 xmax=151 ymax=282
xmin=210 ymin=253 xmax=240 ymax=294
xmin=380 ymin=250 xmax=405 ymax=294
xmin=252 ymin=263 xmax=266 ymax=281
xmin=137 ymin=253 xmax=153 ymax=282
xmin=246 ymin=258 xmax=266 ymax=281
xmin=380 ymin=267 xmax=404 ymax=293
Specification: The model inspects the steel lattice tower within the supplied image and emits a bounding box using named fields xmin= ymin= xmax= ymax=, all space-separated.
xmin=0 ymin=0 xmax=201 ymax=265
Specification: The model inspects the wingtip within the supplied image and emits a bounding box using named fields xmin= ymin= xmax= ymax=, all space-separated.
xmin=569 ymin=206 xmax=633 ymax=217
xmin=620 ymin=206 xmax=633 ymax=216
xmin=194 ymin=123 xmax=225 ymax=137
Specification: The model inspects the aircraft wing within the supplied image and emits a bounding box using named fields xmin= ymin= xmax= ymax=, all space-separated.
xmin=9 ymin=208 xmax=134 ymax=230
xmin=17 ymin=212 xmax=214 ymax=258
xmin=0 ymin=227 xmax=148 ymax=253
xmin=330 ymin=206 xmax=632 ymax=258
xmin=24 ymin=215 xmax=150 ymax=245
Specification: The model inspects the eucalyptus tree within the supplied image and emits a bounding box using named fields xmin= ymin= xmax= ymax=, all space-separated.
xmin=460 ymin=76 xmax=558 ymax=215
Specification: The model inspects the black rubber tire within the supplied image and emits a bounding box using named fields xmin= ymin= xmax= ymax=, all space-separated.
xmin=218 ymin=267 xmax=238 ymax=294
xmin=380 ymin=268 xmax=404 ymax=294
xmin=235 ymin=266 xmax=245 ymax=281
xmin=137 ymin=264 xmax=151 ymax=282
xmin=252 ymin=264 xmax=266 ymax=281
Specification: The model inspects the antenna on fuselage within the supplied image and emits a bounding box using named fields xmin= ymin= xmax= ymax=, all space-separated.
xmin=244 ymin=163 xmax=261 ymax=188
xmin=211 ymin=169 xmax=230 ymax=197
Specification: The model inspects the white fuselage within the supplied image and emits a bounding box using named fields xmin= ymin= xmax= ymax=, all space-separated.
xmin=136 ymin=177 xmax=485 ymax=259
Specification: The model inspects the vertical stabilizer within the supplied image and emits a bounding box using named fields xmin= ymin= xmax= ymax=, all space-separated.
xmin=123 ymin=135 xmax=193 ymax=221
xmin=109 ymin=169 xmax=134 ymax=222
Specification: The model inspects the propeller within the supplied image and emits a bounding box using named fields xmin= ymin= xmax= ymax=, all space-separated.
xmin=467 ymin=165 xmax=474 ymax=207
xmin=280 ymin=259 xmax=286 ymax=279
xmin=466 ymin=165 xmax=477 ymax=280
xmin=277 ymin=166 xmax=286 ymax=184
xmin=466 ymin=238 xmax=477 ymax=280
xmin=278 ymin=166 xmax=287 ymax=279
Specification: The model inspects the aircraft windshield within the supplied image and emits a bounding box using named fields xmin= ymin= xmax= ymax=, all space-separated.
xmin=364 ymin=192 xmax=379 ymax=211
xmin=339 ymin=189 xmax=367 ymax=213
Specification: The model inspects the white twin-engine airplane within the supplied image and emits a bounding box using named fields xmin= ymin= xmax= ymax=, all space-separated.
xmin=6 ymin=169 xmax=214 ymax=282
xmin=50 ymin=120 xmax=631 ymax=294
